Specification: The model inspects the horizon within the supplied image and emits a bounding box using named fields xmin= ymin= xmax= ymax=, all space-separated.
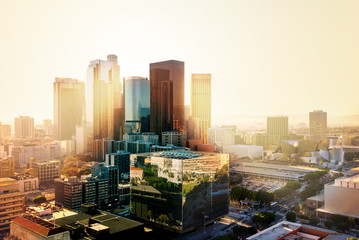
xmin=1 ymin=0 xmax=359 ymax=125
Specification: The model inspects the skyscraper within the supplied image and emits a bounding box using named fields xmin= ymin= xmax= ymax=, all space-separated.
xmin=190 ymin=73 xmax=211 ymax=144
xmin=124 ymin=76 xmax=150 ymax=133
xmin=150 ymin=68 xmax=173 ymax=136
xmin=86 ymin=54 xmax=121 ymax=140
xmin=53 ymin=78 xmax=85 ymax=140
xmin=14 ymin=116 xmax=34 ymax=139
xmin=267 ymin=116 xmax=288 ymax=139
xmin=150 ymin=60 xmax=184 ymax=131
xmin=309 ymin=110 xmax=327 ymax=142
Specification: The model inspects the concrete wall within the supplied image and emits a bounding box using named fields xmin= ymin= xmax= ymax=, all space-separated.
xmin=324 ymin=184 xmax=359 ymax=217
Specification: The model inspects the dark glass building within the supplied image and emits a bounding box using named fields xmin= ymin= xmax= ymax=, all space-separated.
xmin=150 ymin=60 xmax=184 ymax=131
xmin=130 ymin=151 xmax=229 ymax=233
xmin=150 ymin=69 xmax=173 ymax=137
xmin=124 ymin=76 xmax=150 ymax=133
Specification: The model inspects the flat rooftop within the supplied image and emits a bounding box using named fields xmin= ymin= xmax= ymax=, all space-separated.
xmin=247 ymin=221 xmax=301 ymax=240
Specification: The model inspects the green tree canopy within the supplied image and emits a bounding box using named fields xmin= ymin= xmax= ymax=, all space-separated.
xmin=286 ymin=211 xmax=297 ymax=222
xmin=230 ymin=186 xmax=254 ymax=202
xmin=255 ymin=190 xmax=274 ymax=203
xmin=252 ymin=212 xmax=275 ymax=229
xmin=309 ymin=217 xmax=319 ymax=225
xmin=33 ymin=195 xmax=46 ymax=204
xmin=324 ymin=220 xmax=334 ymax=229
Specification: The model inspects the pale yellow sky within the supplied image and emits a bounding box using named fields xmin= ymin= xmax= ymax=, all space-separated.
xmin=0 ymin=0 xmax=358 ymax=124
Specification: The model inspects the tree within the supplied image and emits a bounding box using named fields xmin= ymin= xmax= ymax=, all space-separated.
xmin=252 ymin=212 xmax=275 ymax=229
xmin=286 ymin=211 xmax=296 ymax=222
xmin=147 ymin=210 xmax=153 ymax=220
xmin=330 ymin=214 xmax=347 ymax=225
xmin=230 ymin=186 xmax=254 ymax=202
xmin=324 ymin=220 xmax=334 ymax=229
xmin=286 ymin=181 xmax=301 ymax=190
xmin=78 ymin=169 xmax=90 ymax=176
xmin=337 ymin=222 xmax=349 ymax=231
xmin=33 ymin=195 xmax=46 ymax=204
xmin=233 ymin=226 xmax=257 ymax=238
xmin=255 ymin=190 xmax=274 ymax=204
xmin=61 ymin=167 xmax=79 ymax=176
xmin=158 ymin=214 xmax=170 ymax=223
xmin=309 ymin=217 xmax=319 ymax=225
xmin=350 ymin=136 xmax=359 ymax=146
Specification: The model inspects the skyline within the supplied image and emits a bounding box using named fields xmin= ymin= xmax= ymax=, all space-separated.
xmin=1 ymin=0 xmax=359 ymax=124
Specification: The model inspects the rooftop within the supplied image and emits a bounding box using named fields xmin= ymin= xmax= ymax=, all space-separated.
xmin=247 ymin=221 xmax=300 ymax=240
xmin=12 ymin=214 xmax=67 ymax=237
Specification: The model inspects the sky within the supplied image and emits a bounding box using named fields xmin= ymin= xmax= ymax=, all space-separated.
xmin=0 ymin=0 xmax=359 ymax=125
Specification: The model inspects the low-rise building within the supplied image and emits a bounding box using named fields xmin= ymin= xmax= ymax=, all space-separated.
xmin=0 ymin=178 xmax=25 ymax=231
xmin=161 ymin=130 xmax=186 ymax=147
xmin=30 ymin=159 xmax=61 ymax=185
xmin=247 ymin=221 xmax=354 ymax=240
xmin=0 ymin=156 xmax=15 ymax=178
xmin=317 ymin=174 xmax=359 ymax=219
xmin=10 ymin=214 xmax=70 ymax=240
xmin=55 ymin=176 xmax=108 ymax=211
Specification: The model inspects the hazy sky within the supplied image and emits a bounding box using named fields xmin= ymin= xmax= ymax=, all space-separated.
xmin=0 ymin=0 xmax=359 ymax=124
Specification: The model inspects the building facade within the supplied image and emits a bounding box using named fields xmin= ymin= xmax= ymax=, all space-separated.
xmin=310 ymin=110 xmax=327 ymax=142
xmin=267 ymin=116 xmax=288 ymax=139
xmin=190 ymin=73 xmax=211 ymax=144
xmin=208 ymin=127 xmax=236 ymax=152
xmin=55 ymin=176 xmax=109 ymax=211
xmin=86 ymin=54 xmax=122 ymax=141
xmin=130 ymin=151 xmax=229 ymax=233
xmin=124 ymin=76 xmax=150 ymax=133
xmin=14 ymin=116 xmax=34 ymax=139
xmin=150 ymin=68 xmax=173 ymax=137
xmin=0 ymin=178 xmax=25 ymax=231
xmin=53 ymin=78 xmax=85 ymax=140
xmin=150 ymin=60 xmax=185 ymax=131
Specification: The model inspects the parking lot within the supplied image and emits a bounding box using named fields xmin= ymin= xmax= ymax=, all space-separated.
xmin=239 ymin=176 xmax=286 ymax=192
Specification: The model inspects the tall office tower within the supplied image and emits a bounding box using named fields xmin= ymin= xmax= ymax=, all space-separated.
xmin=42 ymin=119 xmax=53 ymax=135
xmin=267 ymin=116 xmax=288 ymax=138
xmin=0 ymin=123 xmax=11 ymax=138
xmin=86 ymin=54 xmax=121 ymax=141
xmin=124 ymin=77 xmax=150 ymax=133
xmin=53 ymin=78 xmax=85 ymax=140
xmin=309 ymin=110 xmax=327 ymax=142
xmin=150 ymin=69 xmax=173 ymax=136
xmin=150 ymin=60 xmax=184 ymax=131
xmin=190 ymin=73 xmax=211 ymax=144
xmin=14 ymin=116 xmax=34 ymax=139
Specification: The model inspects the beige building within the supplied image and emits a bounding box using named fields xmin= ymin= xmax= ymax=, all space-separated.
xmin=14 ymin=116 xmax=34 ymax=139
xmin=320 ymin=174 xmax=359 ymax=218
xmin=30 ymin=159 xmax=61 ymax=185
xmin=0 ymin=156 xmax=15 ymax=178
xmin=0 ymin=178 xmax=25 ymax=231
xmin=10 ymin=214 xmax=70 ymax=240
xmin=310 ymin=110 xmax=327 ymax=142
xmin=190 ymin=73 xmax=211 ymax=144
xmin=53 ymin=78 xmax=85 ymax=140
xmin=267 ymin=116 xmax=288 ymax=139
xmin=17 ymin=176 xmax=39 ymax=193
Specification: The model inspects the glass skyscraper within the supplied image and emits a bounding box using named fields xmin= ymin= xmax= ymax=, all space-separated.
xmin=86 ymin=54 xmax=122 ymax=140
xmin=53 ymin=78 xmax=85 ymax=140
xmin=150 ymin=60 xmax=185 ymax=131
xmin=124 ymin=76 xmax=150 ymax=133
xmin=130 ymin=151 xmax=229 ymax=233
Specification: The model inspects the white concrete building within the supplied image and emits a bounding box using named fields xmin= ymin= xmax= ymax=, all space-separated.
xmin=223 ymin=145 xmax=263 ymax=160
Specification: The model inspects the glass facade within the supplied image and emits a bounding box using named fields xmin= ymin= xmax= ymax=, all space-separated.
xmin=86 ymin=55 xmax=120 ymax=140
xmin=124 ymin=77 xmax=150 ymax=133
xmin=130 ymin=151 xmax=229 ymax=233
